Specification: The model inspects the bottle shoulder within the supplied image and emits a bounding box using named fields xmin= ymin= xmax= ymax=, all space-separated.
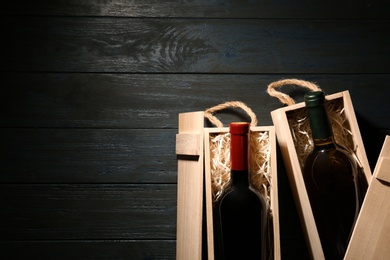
xmin=308 ymin=143 xmax=355 ymax=161
xmin=303 ymin=143 xmax=358 ymax=185
xmin=219 ymin=183 xmax=266 ymax=207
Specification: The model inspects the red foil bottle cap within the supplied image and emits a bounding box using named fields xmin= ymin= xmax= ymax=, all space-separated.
xmin=229 ymin=122 xmax=250 ymax=171
xmin=229 ymin=122 xmax=250 ymax=135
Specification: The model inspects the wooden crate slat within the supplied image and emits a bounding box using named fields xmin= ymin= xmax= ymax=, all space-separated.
xmin=346 ymin=136 xmax=390 ymax=259
xmin=176 ymin=111 xmax=205 ymax=260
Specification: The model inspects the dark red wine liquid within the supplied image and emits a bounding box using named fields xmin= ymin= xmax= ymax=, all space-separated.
xmin=214 ymin=170 xmax=266 ymax=260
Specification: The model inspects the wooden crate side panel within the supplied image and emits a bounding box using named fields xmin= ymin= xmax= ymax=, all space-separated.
xmin=345 ymin=136 xmax=390 ymax=259
xmin=176 ymin=111 xmax=205 ymax=260
xmin=271 ymin=108 xmax=325 ymax=260
xmin=204 ymin=128 xmax=221 ymax=260
xmin=269 ymin=126 xmax=281 ymax=260
xmin=342 ymin=91 xmax=373 ymax=182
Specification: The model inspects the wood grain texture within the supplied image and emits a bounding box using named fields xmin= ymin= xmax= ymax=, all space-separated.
xmin=2 ymin=0 xmax=390 ymax=19
xmin=176 ymin=112 xmax=204 ymax=260
xmin=0 ymin=184 xmax=176 ymax=240
xmin=0 ymin=129 xmax=177 ymax=183
xmin=2 ymin=18 xmax=390 ymax=73
xmin=1 ymin=1 xmax=390 ymax=259
xmin=3 ymin=73 xmax=390 ymax=129
xmin=271 ymin=91 xmax=373 ymax=259
xmin=345 ymin=137 xmax=390 ymax=259
xmin=0 ymin=240 xmax=175 ymax=260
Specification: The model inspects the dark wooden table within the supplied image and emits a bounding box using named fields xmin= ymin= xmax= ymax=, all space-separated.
xmin=1 ymin=1 xmax=390 ymax=259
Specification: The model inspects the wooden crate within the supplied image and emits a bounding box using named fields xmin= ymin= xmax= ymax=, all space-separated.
xmin=176 ymin=111 xmax=280 ymax=260
xmin=345 ymin=136 xmax=390 ymax=259
xmin=270 ymin=90 xmax=372 ymax=259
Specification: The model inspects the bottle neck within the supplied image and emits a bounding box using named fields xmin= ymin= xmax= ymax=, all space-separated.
xmin=306 ymin=103 xmax=334 ymax=147
xmin=229 ymin=122 xmax=250 ymax=186
xmin=230 ymin=132 xmax=249 ymax=172
xmin=230 ymin=169 xmax=250 ymax=186
xmin=312 ymin=136 xmax=336 ymax=149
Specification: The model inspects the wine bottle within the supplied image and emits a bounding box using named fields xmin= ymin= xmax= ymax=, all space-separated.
xmin=303 ymin=91 xmax=367 ymax=259
xmin=213 ymin=122 xmax=267 ymax=260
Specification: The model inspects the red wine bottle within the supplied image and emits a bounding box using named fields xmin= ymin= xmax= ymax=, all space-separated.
xmin=213 ymin=122 xmax=267 ymax=260
xmin=303 ymin=91 xmax=367 ymax=259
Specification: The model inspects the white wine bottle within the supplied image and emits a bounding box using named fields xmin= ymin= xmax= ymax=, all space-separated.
xmin=303 ymin=91 xmax=367 ymax=259
xmin=213 ymin=122 xmax=267 ymax=260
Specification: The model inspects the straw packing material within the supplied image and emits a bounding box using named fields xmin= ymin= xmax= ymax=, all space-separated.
xmin=209 ymin=130 xmax=272 ymax=208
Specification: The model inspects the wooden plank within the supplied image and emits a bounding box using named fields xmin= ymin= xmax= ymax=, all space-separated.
xmin=176 ymin=112 xmax=204 ymax=260
xmin=342 ymin=91 xmax=372 ymax=183
xmin=2 ymin=0 xmax=390 ymax=19
xmin=3 ymin=73 xmax=390 ymax=130
xmin=0 ymin=129 xmax=177 ymax=183
xmin=345 ymin=136 xmax=390 ymax=259
xmin=272 ymin=103 xmax=324 ymax=259
xmin=0 ymin=127 xmax=382 ymax=186
xmin=2 ymin=18 xmax=390 ymax=73
xmin=0 ymin=184 xmax=176 ymax=240
xmin=0 ymin=240 xmax=175 ymax=260
xmin=376 ymin=157 xmax=390 ymax=183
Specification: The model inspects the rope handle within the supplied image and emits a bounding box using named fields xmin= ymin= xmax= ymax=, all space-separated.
xmin=267 ymin=78 xmax=321 ymax=105
xmin=204 ymin=101 xmax=258 ymax=128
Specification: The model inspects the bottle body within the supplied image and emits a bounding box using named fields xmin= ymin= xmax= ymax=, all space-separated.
xmin=303 ymin=92 xmax=367 ymax=259
xmin=213 ymin=122 xmax=267 ymax=260
xmin=303 ymin=141 xmax=360 ymax=259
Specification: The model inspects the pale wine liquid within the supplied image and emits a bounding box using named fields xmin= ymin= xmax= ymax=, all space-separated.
xmin=303 ymin=143 xmax=360 ymax=260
